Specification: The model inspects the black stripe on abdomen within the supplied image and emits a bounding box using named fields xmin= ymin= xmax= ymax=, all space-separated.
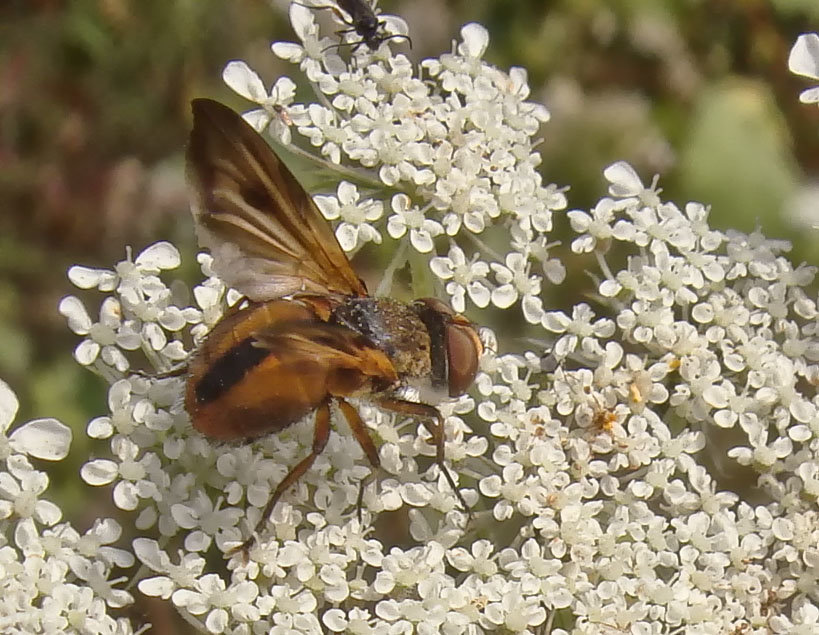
xmin=194 ymin=337 xmax=270 ymax=404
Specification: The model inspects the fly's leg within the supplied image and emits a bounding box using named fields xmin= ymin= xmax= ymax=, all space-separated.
xmin=227 ymin=400 xmax=331 ymax=559
xmin=375 ymin=397 xmax=470 ymax=516
xmin=336 ymin=399 xmax=381 ymax=521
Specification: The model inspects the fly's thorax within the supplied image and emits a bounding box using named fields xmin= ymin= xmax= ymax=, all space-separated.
xmin=331 ymin=297 xmax=432 ymax=381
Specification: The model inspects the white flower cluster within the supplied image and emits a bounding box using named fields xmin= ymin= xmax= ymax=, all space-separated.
xmin=47 ymin=10 xmax=819 ymax=635
xmin=225 ymin=2 xmax=565 ymax=311
xmin=0 ymin=379 xmax=137 ymax=634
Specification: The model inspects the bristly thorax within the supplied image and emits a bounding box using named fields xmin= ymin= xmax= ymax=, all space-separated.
xmin=331 ymin=297 xmax=432 ymax=380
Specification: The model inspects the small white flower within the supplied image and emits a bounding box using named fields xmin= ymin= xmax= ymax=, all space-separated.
xmin=0 ymin=455 xmax=61 ymax=525
xmin=170 ymin=491 xmax=243 ymax=552
xmin=490 ymin=252 xmax=541 ymax=316
xmin=299 ymin=103 xmax=348 ymax=163
xmin=430 ymin=245 xmax=490 ymax=312
xmin=81 ymin=436 xmax=162 ymax=512
xmin=386 ymin=193 xmax=443 ymax=253
xmin=604 ymin=160 xmax=662 ymax=208
xmin=271 ymin=3 xmax=345 ymax=80
xmin=314 ymin=181 xmax=383 ymax=251
xmin=134 ymin=538 xmax=207 ymax=598
xmin=59 ymin=296 xmax=132 ymax=371
xmin=568 ymin=198 xmax=624 ymax=253
xmin=223 ymin=60 xmax=301 ymax=143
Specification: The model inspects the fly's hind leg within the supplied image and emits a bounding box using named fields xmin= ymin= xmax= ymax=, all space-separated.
xmin=228 ymin=400 xmax=331 ymax=558
xmin=375 ymin=397 xmax=470 ymax=517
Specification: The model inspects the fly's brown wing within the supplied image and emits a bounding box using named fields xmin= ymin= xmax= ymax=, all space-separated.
xmin=255 ymin=321 xmax=399 ymax=396
xmin=186 ymin=309 xmax=398 ymax=440
xmin=186 ymin=98 xmax=367 ymax=301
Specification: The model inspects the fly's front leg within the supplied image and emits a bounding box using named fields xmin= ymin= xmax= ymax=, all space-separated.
xmin=375 ymin=397 xmax=470 ymax=516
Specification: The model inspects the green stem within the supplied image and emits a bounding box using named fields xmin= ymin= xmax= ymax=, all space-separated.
xmin=408 ymin=247 xmax=436 ymax=298
xmin=374 ymin=238 xmax=409 ymax=297
xmin=279 ymin=142 xmax=385 ymax=190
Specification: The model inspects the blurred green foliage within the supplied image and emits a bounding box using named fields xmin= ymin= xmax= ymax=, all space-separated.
xmin=1 ymin=1 xmax=818 ymax=630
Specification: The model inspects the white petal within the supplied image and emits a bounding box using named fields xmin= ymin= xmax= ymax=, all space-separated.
xmin=447 ymin=285 xmax=465 ymax=313
xmin=789 ymin=424 xmax=811 ymax=443
xmin=173 ymin=589 xmax=206 ymax=612
xmin=193 ymin=284 xmax=221 ymax=310
xmin=92 ymin=517 xmax=122 ymax=542
xmin=135 ymin=242 xmax=181 ymax=271
xmin=314 ymin=194 xmax=341 ymax=220
xmin=402 ymin=482 xmax=432 ymax=506
xmin=702 ymin=385 xmax=728 ymax=409
xmin=410 ymin=229 xmax=433 ymax=253
xmin=242 ymin=109 xmax=272 ymax=133
xmin=14 ymin=518 xmax=39 ymax=552
xmin=132 ymin=537 xmax=165 ymax=569
xmin=430 ymin=257 xmax=454 ymax=279
xmin=67 ymin=266 xmax=107 ymax=289
xmin=467 ymin=282 xmax=491 ymax=308
xmin=599 ymin=279 xmax=622 ymax=297
xmin=143 ymin=323 xmax=167 ymax=351
xmin=289 ymin=2 xmax=316 ymax=40
xmin=81 ymin=459 xmax=119 ymax=486
xmin=101 ymin=347 xmax=129 ymax=373
xmin=138 ymin=576 xmax=175 ymax=599
xmin=790 ymin=399 xmax=815 ymax=423
xmin=0 ymin=379 xmax=19 ymax=434
xmin=270 ymin=76 xmax=296 ymax=101
xmin=158 ymin=307 xmax=186 ymax=332
xmin=604 ymin=161 xmax=643 ymax=197
xmin=113 ymin=480 xmax=140 ymax=511
xmin=9 ymin=418 xmax=72 ymax=460
xmin=460 ymin=23 xmax=489 ymax=58
xmin=387 ymin=217 xmax=407 ymax=239
xmin=136 ymin=506 xmax=157 ymax=530
xmin=522 ymin=294 xmax=545 ymax=324
xmin=34 ymin=500 xmax=62 ymax=526
xmin=336 ymin=180 xmax=358 ymax=204
xmin=272 ymin=41 xmax=304 ymax=62
xmin=336 ymin=224 xmax=357 ymax=251
xmin=161 ymin=340 xmax=189 ymax=361
xmin=491 ymin=285 xmax=517 ymax=309
xmin=74 ymin=339 xmax=100 ymax=365
xmin=799 ymin=86 xmax=819 ymax=104
xmin=323 ymin=609 xmax=347 ymax=632
xmin=205 ymin=608 xmax=229 ymax=634
xmin=222 ymin=60 xmax=268 ymax=102
xmin=59 ymin=296 xmax=92 ymax=334
xmin=171 ymin=503 xmax=198 ymax=529
xmin=115 ymin=324 xmax=142 ymax=350
xmin=788 ymin=34 xmax=819 ymax=80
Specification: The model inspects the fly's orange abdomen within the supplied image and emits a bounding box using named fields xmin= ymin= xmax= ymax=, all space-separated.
xmin=186 ymin=300 xmax=327 ymax=440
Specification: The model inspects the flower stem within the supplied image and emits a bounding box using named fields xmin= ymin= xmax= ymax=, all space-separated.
xmin=408 ymin=247 xmax=436 ymax=298
xmin=374 ymin=238 xmax=409 ymax=297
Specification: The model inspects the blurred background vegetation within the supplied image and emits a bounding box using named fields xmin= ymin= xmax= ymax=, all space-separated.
xmin=1 ymin=0 xmax=818 ymax=630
